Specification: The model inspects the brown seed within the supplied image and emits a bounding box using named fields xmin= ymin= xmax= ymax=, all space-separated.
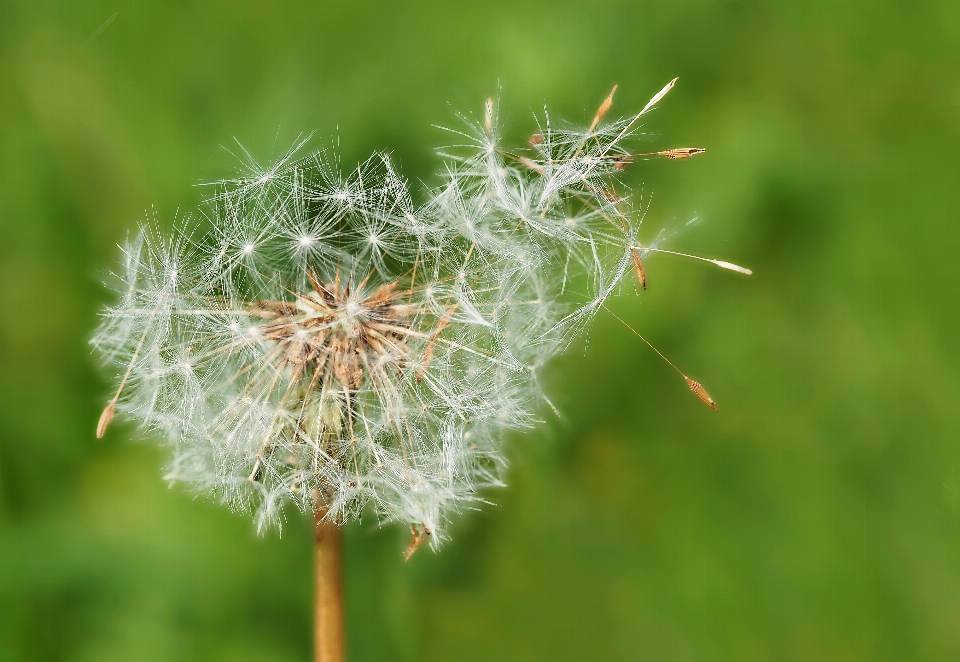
xmin=685 ymin=377 xmax=718 ymax=411
xmin=518 ymin=156 xmax=544 ymax=174
xmin=96 ymin=401 xmax=116 ymax=438
xmin=484 ymin=98 xmax=494 ymax=137
xmin=589 ymin=84 xmax=618 ymax=133
xmin=630 ymin=248 xmax=647 ymax=290
xmin=430 ymin=304 xmax=459 ymax=340
xmin=612 ymin=154 xmax=633 ymax=170
xmin=529 ymin=133 xmax=544 ymax=145
xmin=418 ymin=303 xmax=459 ymax=381
xmin=657 ymin=147 xmax=706 ymax=159
xmin=405 ymin=524 xmax=428 ymax=560
xmin=418 ymin=343 xmax=435 ymax=383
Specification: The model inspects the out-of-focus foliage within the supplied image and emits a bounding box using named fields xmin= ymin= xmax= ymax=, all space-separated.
xmin=1 ymin=1 xmax=958 ymax=660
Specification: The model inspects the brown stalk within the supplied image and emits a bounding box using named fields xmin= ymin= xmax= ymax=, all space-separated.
xmin=517 ymin=156 xmax=544 ymax=174
xmin=315 ymin=513 xmax=345 ymax=662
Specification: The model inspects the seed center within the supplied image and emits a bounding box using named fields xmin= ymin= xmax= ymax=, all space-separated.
xmin=247 ymin=276 xmax=416 ymax=392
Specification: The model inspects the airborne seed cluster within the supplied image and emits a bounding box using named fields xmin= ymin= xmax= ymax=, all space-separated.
xmin=93 ymin=82 xmax=700 ymax=543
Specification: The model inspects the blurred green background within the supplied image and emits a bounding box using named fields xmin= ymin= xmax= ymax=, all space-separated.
xmin=2 ymin=1 xmax=959 ymax=660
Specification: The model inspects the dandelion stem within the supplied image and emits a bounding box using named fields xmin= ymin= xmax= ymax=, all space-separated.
xmin=315 ymin=513 xmax=344 ymax=662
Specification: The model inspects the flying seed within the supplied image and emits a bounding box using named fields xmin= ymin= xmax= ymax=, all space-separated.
xmin=657 ymin=147 xmax=706 ymax=159
xmin=96 ymin=401 xmax=116 ymax=438
xmin=602 ymin=303 xmax=722 ymax=412
xmin=685 ymin=377 xmax=718 ymax=411
xmin=630 ymin=248 xmax=647 ymax=290
xmin=635 ymin=247 xmax=752 ymax=275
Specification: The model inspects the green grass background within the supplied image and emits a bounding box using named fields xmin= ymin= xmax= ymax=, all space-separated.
xmin=2 ymin=1 xmax=959 ymax=660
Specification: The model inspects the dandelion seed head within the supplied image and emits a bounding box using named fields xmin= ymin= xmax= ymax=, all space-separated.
xmin=92 ymin=82 xmax=738 ymax=547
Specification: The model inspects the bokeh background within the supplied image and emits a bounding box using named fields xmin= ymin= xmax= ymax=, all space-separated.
xmin=2 ymin=1 xmax=959 ymax=660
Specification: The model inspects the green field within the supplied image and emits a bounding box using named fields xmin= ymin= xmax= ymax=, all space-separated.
xmin=2 ymin=1 xmax=959 ymax=660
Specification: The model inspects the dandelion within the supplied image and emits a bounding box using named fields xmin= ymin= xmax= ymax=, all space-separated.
xmin=92 ymin=79 xmax=748 ymax=661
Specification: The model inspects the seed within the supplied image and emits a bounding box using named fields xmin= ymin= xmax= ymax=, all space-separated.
xmin=611 ymin=154 xmax=633 ymax=170
xmin=96 ymin=401 xmax=116 ymax=438
xmin=630 ymin=248 xmax=647 ymax=290
xmin=602 ymin=189 xmax=621 ymax=204
xmin=589 ymin=84 xmax=618 ymax=133
xmin=418 ymin=303 xmax=459 ymax=381
xmin=657 ymin=147 xmax=706 ymax=159
xmin=685 ymin=377 xmax=717 ymax=411
xmin=518 ymin=156 xmax=544 ymax=174
xmin=405 ymin=524 xmax=430 ymax=560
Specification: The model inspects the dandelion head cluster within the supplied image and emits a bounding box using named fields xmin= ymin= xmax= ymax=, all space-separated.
xmin=93 ymin=80 xmax=733 ymax=547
